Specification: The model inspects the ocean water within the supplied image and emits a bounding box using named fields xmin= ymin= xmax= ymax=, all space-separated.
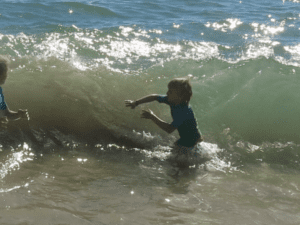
xmin=1 ymin=0 xmax=300 ymax=224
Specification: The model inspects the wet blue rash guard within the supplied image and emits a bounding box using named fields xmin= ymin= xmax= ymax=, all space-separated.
xmin=0 ymin=87 xmax=7 ymax=117
xmin=157 ymin=95 xmax=201 ymax=147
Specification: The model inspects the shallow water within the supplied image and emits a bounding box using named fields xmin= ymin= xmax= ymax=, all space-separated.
xmin=0 ymin=142 xmax=299 ymax=224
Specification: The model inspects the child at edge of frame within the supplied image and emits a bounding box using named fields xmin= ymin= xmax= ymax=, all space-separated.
xmin=0 ymin=55 xmax=29 ymax=129
xmin=125 ymin=76 xmax=203 ymax=168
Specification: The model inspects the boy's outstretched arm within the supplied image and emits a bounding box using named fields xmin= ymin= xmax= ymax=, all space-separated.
xmin=141 ymin=109 xmax=176 ymax=134
xmin=125 ymin=94 xmax=158 ymax=109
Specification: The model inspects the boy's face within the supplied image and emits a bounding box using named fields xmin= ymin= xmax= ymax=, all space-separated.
xmin=167 ymin=88 xmax=183 ymax=105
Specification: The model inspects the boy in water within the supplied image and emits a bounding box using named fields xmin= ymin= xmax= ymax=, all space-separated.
xmin=0 ymin=56 xmax=29 ymax=128
xmin=125 ymin=77 xmax=203 ymax=167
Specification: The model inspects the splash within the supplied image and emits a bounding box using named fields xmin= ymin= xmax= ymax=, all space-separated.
xmin=0 ymin=143 xmax=34 ymax=193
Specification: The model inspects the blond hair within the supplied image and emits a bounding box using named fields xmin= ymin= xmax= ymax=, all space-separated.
xmin=168 ymin=77 xmax=192 ymax=103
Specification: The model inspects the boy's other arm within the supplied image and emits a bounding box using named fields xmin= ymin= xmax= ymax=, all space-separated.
xmin=125 ymin=94 xmax=159 ymax=109
xmin=141 ymin=109 xmax=176 ymax=134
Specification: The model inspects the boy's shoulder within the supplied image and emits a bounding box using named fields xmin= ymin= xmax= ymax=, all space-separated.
xmin=157 ymin=95 xmax=169 ymax=104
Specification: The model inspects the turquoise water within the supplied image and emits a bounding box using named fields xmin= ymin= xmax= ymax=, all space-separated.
xmin=0 ymin=0 xmax=300 ymax=224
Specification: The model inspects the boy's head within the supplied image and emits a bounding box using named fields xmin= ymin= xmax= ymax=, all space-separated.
xmin=0 ymin=56 xmax=9 ymax=85
xmin=167 ymin=77 xmax=192 ymax=105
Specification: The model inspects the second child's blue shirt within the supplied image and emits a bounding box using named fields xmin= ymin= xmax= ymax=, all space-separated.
xmin=157 ymin=95 xmax=201 ymax=147
xmin=0 ymin=87 xmax=7 ymax=117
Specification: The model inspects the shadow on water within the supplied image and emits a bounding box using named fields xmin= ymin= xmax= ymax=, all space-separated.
xmin=0 ymin=119 xmax=212 ymax=199
xmin=0 ymin=118 xmax=148 ymax=152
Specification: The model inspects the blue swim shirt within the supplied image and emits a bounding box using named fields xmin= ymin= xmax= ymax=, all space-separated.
xmin=157 ymin=95 xmax=201 ymax=147
xmin=0 ymin=87 xmax=7 ymax=116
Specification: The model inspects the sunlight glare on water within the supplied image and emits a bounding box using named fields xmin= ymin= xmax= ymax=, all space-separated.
xmin=1 ymin=0 xmax=300 ymax=223
xmin=0 ymin=143 xmax=34 ymax=193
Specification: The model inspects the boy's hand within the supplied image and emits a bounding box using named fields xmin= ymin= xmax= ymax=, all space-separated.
xmin=18 ymin=109 xmax=30 ymax=120
xmin=141 ymin=109 xmax=154 ymax=120
xmin=0 ymin=116 xmax=8 ymax=129
xmin=125 ymin=100 xmax=137 ymax=109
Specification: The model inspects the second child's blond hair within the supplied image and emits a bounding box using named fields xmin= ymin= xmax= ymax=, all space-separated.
xmin=168 ymin=77 xmax=192 ymax=103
